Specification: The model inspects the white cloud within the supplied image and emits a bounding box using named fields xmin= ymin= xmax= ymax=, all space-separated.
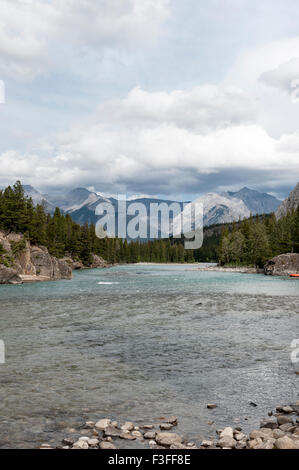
xmin=259 ymin=58 xmax=299 ymax=101
xmin=224 ymin=37 xmax=299 ymax=89
xmin=1 ymin=106 xmax=299 ymax=192
xmin=97 ymin=85 xmax=257 ymax=133
xmin=0 ymin=0 xmax=169 ymax=79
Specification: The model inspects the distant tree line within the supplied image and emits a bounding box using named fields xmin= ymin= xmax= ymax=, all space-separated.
xmin=218 ymin=210 xmax=299 ymax=267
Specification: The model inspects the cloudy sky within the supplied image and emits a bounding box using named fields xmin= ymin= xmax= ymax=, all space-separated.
xmin=1 ymin=0 xmax=299 ymax=199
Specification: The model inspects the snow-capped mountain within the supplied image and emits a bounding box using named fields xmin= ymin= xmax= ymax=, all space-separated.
xmin=172 ymin=192 xmax=251 ymax=236
xmin=22 ymin=185 xmax=282 ymax=235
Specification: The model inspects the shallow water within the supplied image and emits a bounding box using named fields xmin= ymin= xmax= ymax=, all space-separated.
xmin=0 ymin=264 xmax=298 ymax=448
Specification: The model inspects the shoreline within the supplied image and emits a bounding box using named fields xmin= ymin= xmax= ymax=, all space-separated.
xmin=198 ymin=265 xmax=264 ymax=274
xmin=39 ymin=401 xmax=299 ymax=450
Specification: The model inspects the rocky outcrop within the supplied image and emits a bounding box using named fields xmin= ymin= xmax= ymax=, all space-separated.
xmin=0 ymin=231 xmax=72 ymax=283
xmin=275 ymin=182 xmax=299 ymax=219
xmin=264 ymin=253 xmax=299 ymax=276
xmin=0 ymin=231 xmax=110 ymax=284
xmin=0 ymin=265 xmax=22 ymax=284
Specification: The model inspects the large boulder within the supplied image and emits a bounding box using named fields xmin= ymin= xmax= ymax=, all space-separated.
xmin=264 ymin=253 xmax=299 ymax=276
xmin=30 ymin=247 xmax=72 ymax=280
xmin=57 ymin=259 xmax=72 ymax=280
xmin=0 ymin=265 xmax=22 ymax=284
xmin=90 ymin=254 xmax=110 ymax=269
xmin=30 ymin=246 xmax=54 ymax=280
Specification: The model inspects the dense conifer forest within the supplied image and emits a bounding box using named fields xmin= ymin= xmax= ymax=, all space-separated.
xmin=218 ymin=210 xmax=299 ymax=267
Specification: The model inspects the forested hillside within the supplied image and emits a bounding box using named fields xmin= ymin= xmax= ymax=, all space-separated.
xmin=218 ymin=210 xmax=299 ymax=267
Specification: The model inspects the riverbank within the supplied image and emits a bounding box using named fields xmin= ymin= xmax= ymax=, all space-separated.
xmin=0 ymin=230 xmax=111 ymax=284
xmin=40 ymin=401 xmax=299 ymax=450
xmin=198 ymin=265 xmax=263 ymax=274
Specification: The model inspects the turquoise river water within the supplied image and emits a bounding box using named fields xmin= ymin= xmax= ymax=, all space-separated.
xmin=0 ymin=264 xmax=298 ymax=448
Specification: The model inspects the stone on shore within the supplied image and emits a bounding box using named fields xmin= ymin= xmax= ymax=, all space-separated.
xmin=220 ymin=427 xmax=234 ymax=439
xmin=104 ymin=426 xmax=122 ymax=437
xmin=165 ymin=416 xmax=178 ymax=425
xmin=277 ymin=415 xmax=294 ymax=425
xmin=155 ymin=432 xmax=183 ymax=447
xmin=144 ymin=431 xmax=156 ymax=440
xmin=131 ymin=431 xmax=143 ymax=439
xmin=250 ymin=429 xmax=273 ymax=440
xmin=160 ymin=423 xmax=174 ymax=431
xmin=260 ymin=418 xmax=278 ymax=429
xmin=119 ymin=432 xmax=136 ymax=440
xmin=88 ymin=438 xmax=99 ymax=447
xmin=218 ymin=437 xmax=236 ymax=449
xmin=95 ymin=418 xmax=111 ymax=430
xmin=201 ymin=440 xmax=214 ymax=447
xmin=275 ymin=436 xmax=298 ymax=449
xmin=121 ymin=422 xmax=134 ymax=432
xmin=99 ymin=441 xmax=116 ymax=449
xmin=72 ymin=440 xmax=89 ymax=449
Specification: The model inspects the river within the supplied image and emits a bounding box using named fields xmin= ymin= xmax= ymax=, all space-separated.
xmin=0 ymin=264 xmax=298 ymax=448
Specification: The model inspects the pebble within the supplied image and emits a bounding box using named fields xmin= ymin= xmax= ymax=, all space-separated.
xmin=85 ymin=421 xmax=95 ymax=428
xmin=99 ymin=441 xmax=116 ymax=450
xmin=119 ymin=432 xmax=136 ymax=440
xmin=95 ymin=418 xmax=111 ymax=431
xmin=62 ymin=438 xmax=75 ymax=446
xmin=88 ymin=438 xmax=99 ymax=447
xmin=131 ymin=430 xmax=143 ymax=439
xmin=277 ymin=415 xmax=293 ymax=425
xmin=144 ymin=431 xmax=156 ymax=440
xmin=275 ymin=436 xmax=298 ymax=449
xmin=165 ymin=416 xmax=178 ymax=425
xmin=282 ymin=406 xmax=294 ymax=413
xmin=220 ymin=427 xmax=234 ymax=439
xmin=160 ymin=423 xmax=174 ymax=431
xmin=44 ymin=403 xmax=299 ymax=451
xmin=201 ymin=440 xmax=213 ymax=447
xmin=72 ymin=440 xmax=89 ymax=449
xmin=155 ymin=432 xmax=182 ymax=447
xmin=121 ymin=422 xmax=134 ymax=432
xmin=207 ymin=404 xmax=217 ymax=409
xmin=218 ymin=437 xmax=236 ymax=449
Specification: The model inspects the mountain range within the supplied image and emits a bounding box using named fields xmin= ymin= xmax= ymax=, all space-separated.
xmin=23 ymin=185 xmax=282 ymax=235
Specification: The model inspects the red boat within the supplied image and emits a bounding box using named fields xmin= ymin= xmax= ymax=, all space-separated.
xmin=289 ymin=274 xmax=299 ymax=277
